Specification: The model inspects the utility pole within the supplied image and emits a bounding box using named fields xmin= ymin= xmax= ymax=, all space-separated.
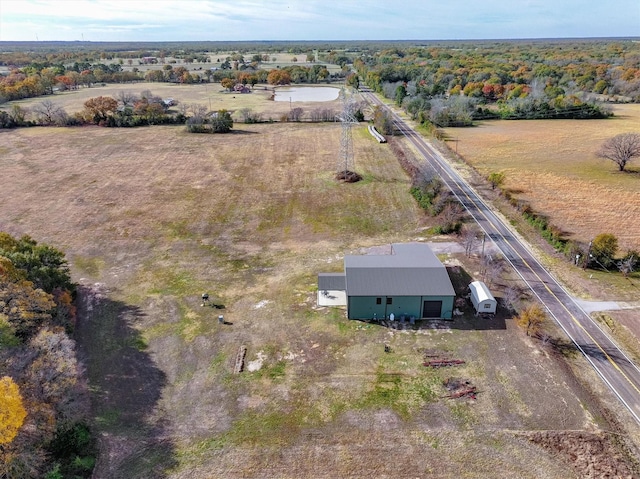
xmin=583 ymin=240 xmax=592 ymax=270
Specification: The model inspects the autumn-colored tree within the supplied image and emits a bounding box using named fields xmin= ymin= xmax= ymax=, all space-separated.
xmin=0 ymin=275 xmax=55 ymax=340
xmin=26 ymin=327 xmax=79 ymax=405
xmin=220 ymin=77 xmax=235 ymax=91
xmin=267 ymin=69 xmax=291 ymax=85
xmin=516 ymin=304 xmax=547 ymax=337
xmin=0 ymin=376 xmax=27 ymax=444
xmin=83 ymin=96 xmax=118 ymax=123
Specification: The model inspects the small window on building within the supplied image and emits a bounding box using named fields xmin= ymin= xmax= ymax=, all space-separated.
xmin=376 ymin=297 xmax=382 ymax=305
xmin=484 ymin=303 xmax=491 ymax=309
xmin=386 ymin=297 xmax=393 ymax=305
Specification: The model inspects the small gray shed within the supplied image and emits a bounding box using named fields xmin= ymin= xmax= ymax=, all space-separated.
xmin=469 ymin=281 xmax=497 ymax=314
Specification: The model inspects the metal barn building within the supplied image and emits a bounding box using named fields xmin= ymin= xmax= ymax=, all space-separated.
xmin=318 ymin=243 xmax=456 ymax=320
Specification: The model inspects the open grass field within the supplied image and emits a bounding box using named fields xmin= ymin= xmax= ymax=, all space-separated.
xmin=2 ymin=117 xmax=640 ymax=478
xmin=1 ymin=81 xmax=345 ymax=121
xmin=444 ymin=104 xmax=640 ymax=252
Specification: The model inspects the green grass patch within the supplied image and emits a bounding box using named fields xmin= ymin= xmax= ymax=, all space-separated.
xmin=125 ymin=335 xmax=148 ymax=351
xmin=354 ymin=363 xmax=440 ymax=419
xmin=94 ymin=409 xmax=121 ymax=427
xmin=163 ymin=220 xmax=196 ymax=240
xmin=448 ymin=401 xmax=478 ymax=427
xmin=177 ymin=304 xmax=208 ymax=342
xmin=148 ymin=268 xmax=197 ymax=296
xmin=73 ymin=255 xmax=105 ymax=277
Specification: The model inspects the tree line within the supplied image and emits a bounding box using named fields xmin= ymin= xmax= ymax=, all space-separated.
xmin=0 ymin=233 xmax=95 ymax=479
xmin=355 ymin=39 xmax=640 ymax=126
xmin=0 ymin=50 xmax=350 ymax=105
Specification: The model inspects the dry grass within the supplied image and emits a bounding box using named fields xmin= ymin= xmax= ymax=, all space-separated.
xmin=445 ymin=104 xmax=640 ymax=251
xmin=1 ymin=82 xmax=345 ymax=121
xmin=2 ymin=120 xmax=638 ymax=478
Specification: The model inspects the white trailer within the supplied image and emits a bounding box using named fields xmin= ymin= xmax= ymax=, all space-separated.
xmin=469 ymin=281 xmax=497 ymax=315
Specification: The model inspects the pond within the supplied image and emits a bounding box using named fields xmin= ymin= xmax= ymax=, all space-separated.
xmin=273 ymin=86 xmax=340 ymax=102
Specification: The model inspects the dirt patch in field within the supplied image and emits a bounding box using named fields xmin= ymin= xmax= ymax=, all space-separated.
xmin=527 ymin=430 xmax=638 ymax=479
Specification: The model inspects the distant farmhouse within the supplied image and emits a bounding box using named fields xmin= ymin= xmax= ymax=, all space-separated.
xmin=318 ymin=243 xmax=456 ymax=320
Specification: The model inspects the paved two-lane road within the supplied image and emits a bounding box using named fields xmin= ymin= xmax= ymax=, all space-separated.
xmin=364 ymin=92 xmax=640 ymax=424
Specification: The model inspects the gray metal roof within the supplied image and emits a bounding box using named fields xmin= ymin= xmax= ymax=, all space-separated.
xmin=344 ymin=243 xmax=455 ymax=297
xmin=318 ymin=273 xmax=346 ymax=291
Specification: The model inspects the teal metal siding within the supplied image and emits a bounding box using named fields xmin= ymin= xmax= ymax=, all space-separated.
xmin=348 ymin=295 xmax=454 ymax=320
xmin=348 ymin=296 xmax=388 ymax=320
xmin=383 ymin=296 xmax=422 ymax=319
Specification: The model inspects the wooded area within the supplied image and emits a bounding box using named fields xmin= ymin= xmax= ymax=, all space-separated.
xmin=0 ymin=233 xmax=93 ymax=479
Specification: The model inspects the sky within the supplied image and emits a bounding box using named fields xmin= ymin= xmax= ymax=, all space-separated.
xmin=0 ymin=0 xmax=638 ymax=42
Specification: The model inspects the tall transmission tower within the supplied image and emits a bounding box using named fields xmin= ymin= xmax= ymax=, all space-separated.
xmin=336 ymin=89 xmax=358 ymax=178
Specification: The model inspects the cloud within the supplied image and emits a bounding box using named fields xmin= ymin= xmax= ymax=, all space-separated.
xmin=1 ymin=0 xmax=638 ymax=41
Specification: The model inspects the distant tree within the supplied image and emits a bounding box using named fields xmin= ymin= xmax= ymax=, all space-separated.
xmin=395 ymin=83 xmax=407 ymax=106
xmin=590 ymin=233 xmax=618 ymax=269
xmin=210 ymin=109 xmax=233 ymax=133
xmin=287 ymin=107 xmax=304 ymax=122
xmin=116 ymin=90 xmax=138 ymax=107
xmin=306 ymin=52 xmax=315 ymax=62
xmin=0 ymin=376 xmax=27 ymax=445
xmin=83 ymin=96 xmax=118 ymax=123
xmin=291 ymin=56 xmax=298 ymax=63
xmin=187 ymin=109 xmax=232 ymax=134
xmin=133 ymin=99 xmax=166 ymax=124
xmin=597 ymin=133 xmax=640 ymax=171
xmin=9 ymin=105 xmax=28 ymax=125
xmin=267 ymin=69 xmax=291 ymax=85
xmin=144 ymin=70 xmax=165 ymax=82
xmin=220 ymin=77 xmax=235 ymax=91
xmin=487 ymin=171 xmax=506 ymax=190
xmin=516 ymin=304 xmax=547 ymax=337
xmin=346 ymin=73 xmax=359 ymax=89
xmin=238 ymin=108 xmax=261 ymax=123
xmin=373 ymin=105 xmax=394 ymax=135
xmin=33 ymin=100 xmax=67 ymax=126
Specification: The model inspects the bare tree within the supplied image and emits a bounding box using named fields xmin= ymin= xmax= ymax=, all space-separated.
xmin=597 ymin=133 xmax=640 ymax=171
xmin=33 ymin=100 xmax=67 ymax=126
xmin=116 ymin=90 xmax=138 ymax=107
xmin=484 ymin=256 xmax=505 ymax=287
xmin=188 ymin=103 xmax=209 ymax=118
xmin=618 ymin=254 xmax=637 ymax=278
xmin=502 ymin=284 xmax=524 ymax=312
xmin=238 ymin=108 xmax=261 ymax=123
xmin=460 ymin=226 xmax=479 ymax=257
xmin=288 ymin=107 xmax=304 ymax=122
xmin=9 ymin=104 xmax=28 ymax=124
xmin=178 ymin=103 xmax=189 ymax=116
